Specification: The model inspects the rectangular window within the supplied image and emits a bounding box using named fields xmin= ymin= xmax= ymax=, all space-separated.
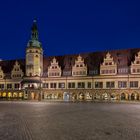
xmin=118 ymin=68 xmax=128 ymax=74
xmin=7 ymin=84 xmax=12 ymax=89
xmin=14 ymin=83 xmax=20 ymax=89
xmin=77 ymin=82 xmax=85 ymax=88
xmin=106 ymin=82 xmax=115 ymax=88
xmin=0 ymin=84 xmax=4 ymax=89
xmin=68 ymin=82 xmax=75 ymax=88
xmin=130 ymin=81 xmax=138 ymax=88
xmin=43 ymin=83 xmax=48 ymax=88
xmin=87 ymin=82 xmax=91 ymax=88
xmin=89 ymin=70 xmax=98 ymax=75
xmin=63 ymin=71 xmax=71 ymax=76
xmin=50 ymin=83 xmax=57 ymax=88
xmin=118 ymin=81 xmax=127 ymax=88
xmin=58 ymin=83 xmax=65 ymax=88
xmin=95 ymin=82 xmax=103 ymax=88
xmin=73 ymin=71 xmax=86 ymax=75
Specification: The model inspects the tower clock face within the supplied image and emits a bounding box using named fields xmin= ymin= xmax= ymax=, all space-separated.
xmin=27 ymin=54 xmax=34 ymax=64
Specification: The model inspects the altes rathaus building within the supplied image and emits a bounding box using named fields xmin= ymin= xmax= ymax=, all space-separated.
xmin=0 ymin=20 xmax=140 ymax=101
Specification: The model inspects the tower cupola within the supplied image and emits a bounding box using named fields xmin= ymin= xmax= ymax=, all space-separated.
xmin=27 ymin=19 xmax=42 ymax=48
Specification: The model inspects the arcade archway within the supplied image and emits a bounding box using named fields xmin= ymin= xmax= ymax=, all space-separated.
xmin=121 ymin=93 xmax=126 ymax=100
xmin=63 ymin=92 xmax=70 ymax=101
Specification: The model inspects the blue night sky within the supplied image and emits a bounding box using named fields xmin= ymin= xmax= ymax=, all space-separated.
xmin=0 ymin=0 xmax=139 ymax=60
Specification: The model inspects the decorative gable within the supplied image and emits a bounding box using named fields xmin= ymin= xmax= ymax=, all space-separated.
xmin=48 ymin=57 xmax=61 ymax=77
xmin=72 ymin=55 xmax=87 ymax=76
xmin=100 ymin=52 xmax=117 ymax=75
xmin=0 ymin=66 xmax=4 ymax=79
xmin=131 ymin=51 xmax=140 ymax=74
xmin=11 ymin=61 xmax=24 ymax=79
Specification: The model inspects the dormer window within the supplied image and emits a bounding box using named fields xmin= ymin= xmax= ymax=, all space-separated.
xmin=11 ymin=61 xmax=24 ymax=79
xmin=72 ymin=55 xmax=87 ymax=76
xmin=48 ymin=57 xmax=61 ymax=77
xmin=0 ymin=66 xmax=4 ymax=79
xmin=100 ymin=52 xmax=117 ymax=75
xmin=131 ymin=51 xmax=140 ymax=74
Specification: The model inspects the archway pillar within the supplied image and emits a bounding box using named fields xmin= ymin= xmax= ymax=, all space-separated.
xmin=128 ymin=94 xmax=131 ymax=100
xmin=134 ymin=94 xmax=137 ymax=100
xmin=126 ymin=94 xmax=129 ymax=100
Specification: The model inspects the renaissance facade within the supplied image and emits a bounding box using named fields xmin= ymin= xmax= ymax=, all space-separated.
xmin=0 ymin=21 xmax=140 ymax=101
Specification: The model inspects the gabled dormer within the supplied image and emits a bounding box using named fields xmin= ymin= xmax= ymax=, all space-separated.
xmin=0 ymin=66 xmax=4 ymax=79
xmin=11 ymin=61 xmax=24 ymax=79
xmin=72 ymin=55 xmax=87 ymax=76
xmin=131 ymin=51 xmax=140 ymax=74
xmin=100 ymin=52 xmax=117 ymax=75
xmin=48 ymin=57 xmax=61 ymax=77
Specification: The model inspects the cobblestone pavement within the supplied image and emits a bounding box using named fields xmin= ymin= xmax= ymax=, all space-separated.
xmin=0 ymin=101 xmax=140 ymax=140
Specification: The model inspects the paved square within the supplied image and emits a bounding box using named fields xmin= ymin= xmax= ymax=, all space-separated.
xmin=0 ymin=102 xmax=140 ymax=140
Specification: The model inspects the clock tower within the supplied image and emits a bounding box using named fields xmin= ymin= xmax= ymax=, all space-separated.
xmin=26 ymin=20 xmax=43 ymax=77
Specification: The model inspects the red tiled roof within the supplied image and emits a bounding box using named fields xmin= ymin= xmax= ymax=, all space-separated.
xmin=0 ymin=48 xmax=140 ymax=75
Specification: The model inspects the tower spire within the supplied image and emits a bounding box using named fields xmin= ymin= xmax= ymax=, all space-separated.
xmin=31 ymin=19 xmax=38 ymax=40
